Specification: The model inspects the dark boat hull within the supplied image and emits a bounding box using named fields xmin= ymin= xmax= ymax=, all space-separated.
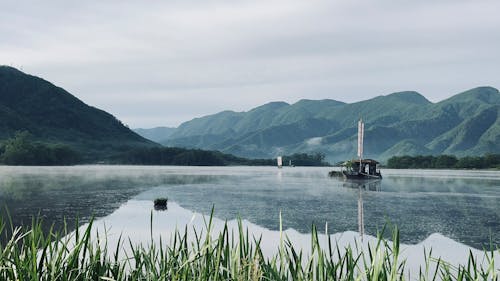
xmin=342 ymin=171 xmax=382 ymax=180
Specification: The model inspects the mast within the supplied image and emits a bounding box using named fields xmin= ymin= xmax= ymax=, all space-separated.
xmin=357 ymin=119 xmax=364 ymax=172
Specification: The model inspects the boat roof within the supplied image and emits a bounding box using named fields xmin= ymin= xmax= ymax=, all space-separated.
xmin=351 ymin=159 xmax=380 ymax=164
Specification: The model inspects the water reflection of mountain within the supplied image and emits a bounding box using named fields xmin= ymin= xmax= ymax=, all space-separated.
xmin=162 ymin=171 xmax=499 ymax=249
xmin=0 ymin=166 xmax=224 ymax=237
xmin=87 ymin=200 xmax=500 ymax=277
xmin=1 ymin=167 xmax=498 ymax=250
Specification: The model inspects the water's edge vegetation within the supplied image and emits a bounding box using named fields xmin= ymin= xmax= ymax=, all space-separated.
xmin=387 ymin=154 xmax=500 ymax=169
xmin=0 ymin=213 xmax=498 ymax=280
xmin=3 ymin=131 xmax=500 ymax=170
xmin=0 ymin=131 xmax=330 ymax=167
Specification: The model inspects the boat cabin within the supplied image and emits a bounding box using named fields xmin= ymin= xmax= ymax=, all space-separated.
xmin=342 ymin=159 xmax=382 ymax=179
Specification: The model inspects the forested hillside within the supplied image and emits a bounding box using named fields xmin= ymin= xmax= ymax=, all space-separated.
xmin=157 ymin=87 xmax=500 ymax=163
xmin=0 ymin=66 xmax=157 ymax=161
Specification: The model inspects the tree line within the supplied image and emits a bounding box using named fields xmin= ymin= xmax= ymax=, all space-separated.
xmin=115 ymin=147 xmax=269 ymax=166
xmin=283 ymin=153 xmax=330 ymax=166
xmin=386 ymin=154 xmax=500 ymax=169
xmin=0 ymin=131 xmax=81 ymax=165
xmin=0 ymin=131 xmax=331 ymax=166
xmin=116 ymin=148 xmax=330 ymax=166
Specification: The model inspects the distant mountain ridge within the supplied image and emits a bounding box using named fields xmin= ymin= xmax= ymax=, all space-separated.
xmin=0 ymin=66 xmax=157 ymax=160
xmin=133 ymin=126 xmax=176 ymax=143
xmin=154 ymin=87 xmax=500 ymax=163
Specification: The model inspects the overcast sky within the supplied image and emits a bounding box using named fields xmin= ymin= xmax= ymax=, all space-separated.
xmin=1 ymin=1 xmax=499 ymax=128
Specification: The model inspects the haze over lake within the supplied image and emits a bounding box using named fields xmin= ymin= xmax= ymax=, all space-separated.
xmin=1 ymin=166 xmax=498 ymax=251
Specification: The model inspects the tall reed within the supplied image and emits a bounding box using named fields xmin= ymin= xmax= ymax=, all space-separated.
xmin=0 ymin=213 xmax=497 ymax=280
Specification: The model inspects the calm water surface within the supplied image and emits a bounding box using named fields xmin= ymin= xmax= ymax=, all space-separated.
xmin=0 ymin=165 xmax=499 ymax=250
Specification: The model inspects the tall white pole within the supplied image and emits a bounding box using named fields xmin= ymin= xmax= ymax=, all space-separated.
xmin=357 ymin=119 xmax=364 ymax=172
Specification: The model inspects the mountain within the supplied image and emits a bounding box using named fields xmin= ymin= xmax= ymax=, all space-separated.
xmin=0 ymin=66 xmax=157 ymax=160
xmin=163 ymin=87 xmax=500 ymax=163
xmin=134 ymin=126 xmax=176 ymax=143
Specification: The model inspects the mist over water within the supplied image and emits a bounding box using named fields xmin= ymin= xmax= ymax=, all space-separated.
xmin=0 ymin=166 xmax=225 ymax=232
xmin=0 ymin=166 xmax=499 ymax=249
xmin=146 ymin=168 xmax=500 ymax=249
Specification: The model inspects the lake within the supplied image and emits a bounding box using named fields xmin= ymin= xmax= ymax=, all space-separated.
xmin=0 ymin=165 xmax=499 ymax=272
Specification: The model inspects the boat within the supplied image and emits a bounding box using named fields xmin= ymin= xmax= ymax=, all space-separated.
xmin=330 ymin=119 xmax=382 ymax=180
xmin=341 ymin=159 xmax=382 ymax=180
xmin=277 ymin=156 xmax=283 ymax=168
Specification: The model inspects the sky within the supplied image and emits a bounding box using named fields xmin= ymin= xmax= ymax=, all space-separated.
xmin=1 ymin=1 xmax=500 ymax=128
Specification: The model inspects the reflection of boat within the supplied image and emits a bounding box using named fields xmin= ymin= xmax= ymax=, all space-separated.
xmin=358 ymin=186 xmax=364 ymax=240
xmin=330 ymin=119 xmax=382 ymax=180
xmin=343 ymin=181 xmax=381 ymax=241
xmin=277 ymin=156 xmax=283 ymax=168
xmin=343 ymin=180 xmax=381 ymax=191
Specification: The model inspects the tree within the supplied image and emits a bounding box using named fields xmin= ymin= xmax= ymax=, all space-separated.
xmin=1 ymin=131 xmax=36 ymax=165
xmin=0 ymin=131 xmax=81 ymax=165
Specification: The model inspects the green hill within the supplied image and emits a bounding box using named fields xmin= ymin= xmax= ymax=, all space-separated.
xmin=162 ymin=87 xmax=500 ymax=163
xmin=0 ymin=66 xmax=157 ymax=161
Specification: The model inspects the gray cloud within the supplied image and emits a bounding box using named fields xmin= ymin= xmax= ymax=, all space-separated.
xmin=1 ymin=0 xmax=499 ymax=127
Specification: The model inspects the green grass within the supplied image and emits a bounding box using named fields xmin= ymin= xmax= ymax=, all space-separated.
xmin=0 ymin=212 xmax=498 ymax=280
